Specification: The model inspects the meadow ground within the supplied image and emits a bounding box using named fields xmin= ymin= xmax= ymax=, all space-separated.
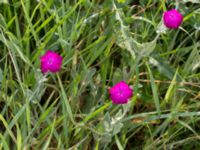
xmin=0 ymin=0 xmax=200 ymax=149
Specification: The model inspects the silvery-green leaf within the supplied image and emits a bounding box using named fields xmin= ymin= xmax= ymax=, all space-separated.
xmin=156 ymin=22 xmax=167 ymax=34
xmin=114 ymin=109 xmax=123 ymax=121
xmin=182 ymin=0 xmax=200 ymax=3
xmin=101 ymin=133 xmax=112 ymax=144
xmin=112 ymin=122 xmax=123 ymax=135
xmin=138 ymin=39 xmax=157 ymax=57
xmin=0 ymin=0 xmax=8 ymax=4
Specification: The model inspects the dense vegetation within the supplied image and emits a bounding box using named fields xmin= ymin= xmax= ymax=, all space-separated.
xmin=0 ymin=0 xmax=200 ymax=149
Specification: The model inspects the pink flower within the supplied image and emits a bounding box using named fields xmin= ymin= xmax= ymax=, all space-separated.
xmin=40 ymin=50 xmax=63 ymax=74
xmin=163 ymin=9 xmax=183 ymax=29
xmin=109 ymin=81 xmax=133 ymax=104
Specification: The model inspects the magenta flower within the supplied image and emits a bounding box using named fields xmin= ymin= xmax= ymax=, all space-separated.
xmin=163 ymin=9 xmax=183 ymax=29
xmin=40 ymin=50 xmax=63 ymax=74
xmin=109 ymin=81 xmax=133 ymax=104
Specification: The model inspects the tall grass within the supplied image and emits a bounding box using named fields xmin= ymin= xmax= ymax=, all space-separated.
xmin=0 ymin=0 xmax=200 ymax=149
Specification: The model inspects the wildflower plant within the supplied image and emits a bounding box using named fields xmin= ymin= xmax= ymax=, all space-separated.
xmin=40 ymin=50 xmax=63 ymax=74
xmin=109 ymin=81 xmax=133 ymax=104
xmin=163 ymin=9 xmax=183 ymax=29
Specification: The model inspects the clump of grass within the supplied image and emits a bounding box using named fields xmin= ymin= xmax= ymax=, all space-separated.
xmin=0 ymin=0 xmax=200 ymax=149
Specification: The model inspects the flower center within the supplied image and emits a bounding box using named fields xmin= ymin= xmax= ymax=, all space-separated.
xmin=118 ymin=89 xmax=123 ymax=95
xmin=48 ymin=58 xmax=53 ymax=65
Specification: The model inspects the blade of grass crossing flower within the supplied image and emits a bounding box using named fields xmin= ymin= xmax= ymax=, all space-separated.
xmin=146 ymin=62 xmax=161 ymax=115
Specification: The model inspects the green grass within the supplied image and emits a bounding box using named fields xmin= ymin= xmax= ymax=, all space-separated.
xmin=0 ymin=0 xmax=200 ymax=149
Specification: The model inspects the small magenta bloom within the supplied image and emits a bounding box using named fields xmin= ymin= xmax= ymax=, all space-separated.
xmin=40 ymin=50 xmax=63 ymax=74
xmin=109 ymin=81 xmax=133 ymax=104
xmin=163 ymin=9 xmax=183 ymax=29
